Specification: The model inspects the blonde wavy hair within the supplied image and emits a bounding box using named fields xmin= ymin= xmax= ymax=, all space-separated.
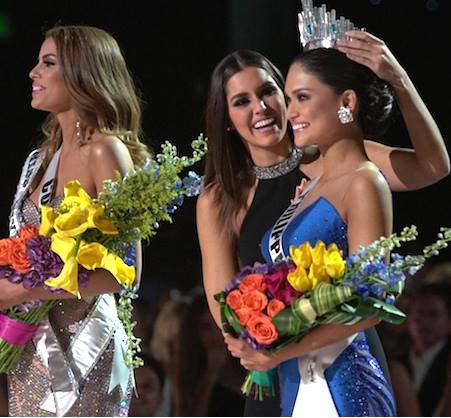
xmin=39 ymin=25 xmax=151 ymax=168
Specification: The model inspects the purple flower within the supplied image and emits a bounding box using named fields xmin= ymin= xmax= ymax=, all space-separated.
xmin=14 ymin=300 xmax=44 ymax=312
xmin=22 ymin=269 xmax=44 ymax=289
xmin=78 ymin=266 xmax=90 ymax=288
xmin=226 ymin=266 xmax=256 ymax=291
xmin=0 ymin=265 xmax=23 ymax=283
xmin=239 ymin=328 xmax=266 ymax=350
xmin=27 ymin=235 xmax=64 ymax=279
xmin=2 ymin=234 xmax=92 ymax=293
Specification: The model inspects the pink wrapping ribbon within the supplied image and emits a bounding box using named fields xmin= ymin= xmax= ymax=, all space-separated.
xmin=0 ymin=313 xmax=39 ymax=346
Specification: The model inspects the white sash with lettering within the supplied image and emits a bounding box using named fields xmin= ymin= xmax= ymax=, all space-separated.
xmin=9 ymin=149 xmax=43 ymax=237
xmin=39 ymin=147 xmax=61 ymax=205
xmin=268 ymin=176 xmax=319 ymax=262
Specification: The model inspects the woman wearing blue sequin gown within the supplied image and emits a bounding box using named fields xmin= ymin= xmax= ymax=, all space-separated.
xmin=222 ymin=32 xmax=415 ymax=416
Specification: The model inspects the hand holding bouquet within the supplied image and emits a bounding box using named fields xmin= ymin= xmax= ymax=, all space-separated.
xmin=215 ymin=225 xmax=451 ymax=400
xmin=0 ymin=135 xmax=207 ymax=372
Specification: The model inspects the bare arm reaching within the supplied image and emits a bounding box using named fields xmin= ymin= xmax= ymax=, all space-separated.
xmin=338 ymin=31 xmax=449 ymax=191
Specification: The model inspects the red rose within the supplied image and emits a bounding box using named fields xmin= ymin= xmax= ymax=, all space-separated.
xmin=0 ymin=239 xmax=13 ymax=265
xmin=9 ymin=238 xmax=31 ymax=273
xmin=239 ymin=274 xmax=267 ymax=293
xmin=242 ymin=290 xmax=268 ymax=312
xmin=226 ymin=289 xmax=243 ymax=310
xmin=267 ymin=299 xmax=285 ymax=318
xmin=235 ymin=308 xmax=253 ymax=326
xmin=18 ymin=226 xmax=39 ymax=242
xmin=247 ymin=313 xmax=278 ymax=345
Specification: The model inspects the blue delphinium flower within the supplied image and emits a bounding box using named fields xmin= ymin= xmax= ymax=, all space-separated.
xmin=166 ymin=194 xmax=185 ymax=214
xmin=385 ymin=294 xmax=396 ymax=305
xmin=370 ymin=283 xmax=384 ymax=298
xmin=182 ymin=171 xmax=204 ymax=197
xmin=356 ymin=283 xmax=370 ymax=298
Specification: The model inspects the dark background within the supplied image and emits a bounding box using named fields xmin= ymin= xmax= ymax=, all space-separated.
xmin=0 ymin=0 xmax=450 ymax=302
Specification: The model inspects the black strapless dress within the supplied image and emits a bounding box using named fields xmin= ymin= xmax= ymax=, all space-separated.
xmin=238 ymin=168 xmax=306 ymax=417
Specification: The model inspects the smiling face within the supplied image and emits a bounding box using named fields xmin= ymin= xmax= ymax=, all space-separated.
xmin=29 ymin=37 xmax=72 ymax=114
xmin=225 ymin=66 xmax=288 ymax=156
xmin=285 ymin=62 xmax=344 ymax=149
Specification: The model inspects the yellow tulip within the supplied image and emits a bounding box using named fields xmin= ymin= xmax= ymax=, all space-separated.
xmin=308 ymin=262 xmax=330 ymax=288
xmin=324 ymin=248 xmax=345 ymax=279
xmin=287 ymin=265 xmax=313 ymax=292
xmin=311 ymin=241 xmax=326 ymax=266
xmin=327 ymin=243 xmax=340 ymax=253
xmin=289 ymin=242 xmax=312 ymax=269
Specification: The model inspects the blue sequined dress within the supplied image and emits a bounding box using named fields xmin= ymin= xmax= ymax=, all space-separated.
xmin=261 ymin=197 xmax=396 ymax=417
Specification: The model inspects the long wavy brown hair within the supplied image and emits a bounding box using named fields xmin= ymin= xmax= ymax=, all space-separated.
xmin=39 ymin=25 xmax=151 ymax=168
xmin=204 ymin=50 xmax=288 ymax=237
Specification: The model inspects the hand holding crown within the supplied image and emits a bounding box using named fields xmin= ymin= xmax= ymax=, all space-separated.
xmin=337 ymin=31 xmax=409 ymax=91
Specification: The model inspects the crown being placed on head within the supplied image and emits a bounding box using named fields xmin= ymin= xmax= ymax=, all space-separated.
xmin=298 ymin=0 xmax=360 ymax=51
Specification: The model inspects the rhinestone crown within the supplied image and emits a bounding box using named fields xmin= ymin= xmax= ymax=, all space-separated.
xmin=298 ymin=0 xmax=360 ymax=51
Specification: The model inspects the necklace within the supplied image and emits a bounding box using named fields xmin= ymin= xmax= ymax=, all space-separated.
xmin=252 ymin=147 xmax=303 ymax=179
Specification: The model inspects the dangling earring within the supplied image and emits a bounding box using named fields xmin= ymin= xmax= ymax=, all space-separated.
xmin=226 ymin=126 xmax=234 ymax=133
xmin=337 ymin=106 xmax=354 ymax=124
xmin=75 ymin=120 xmax=82 ymax=139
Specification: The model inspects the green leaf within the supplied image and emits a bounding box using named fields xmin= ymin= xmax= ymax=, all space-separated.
xmin=340 ymin=296 xmax=406 ymax=324
xmin=272 ymin=307 xmax=311 ymax=336
xmin=223 ymin=304 xmax=243 ymax=335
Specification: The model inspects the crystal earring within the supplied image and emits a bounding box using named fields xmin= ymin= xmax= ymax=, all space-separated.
xmin=337 ymin=106 xmax=353 ymax=124
xmin=75 ymin=120 xmax=82 ymax=139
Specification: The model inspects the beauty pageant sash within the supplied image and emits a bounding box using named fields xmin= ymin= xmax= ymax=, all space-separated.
xmin=267 ymin=176 xmax=319 ymax=262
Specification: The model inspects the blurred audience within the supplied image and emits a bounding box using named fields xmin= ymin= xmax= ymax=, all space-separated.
xmin=0 ymin=374 xmax=7 ymax=416
xmin=405 ymin=282 xmax=451 ymax=416
xmin=129 ymin=354 xmax=165 ymax=417
xmin=378 ymin=262 xmax=451 ymax=416
xmin=150 ymin=286 xmax=246 ymax=416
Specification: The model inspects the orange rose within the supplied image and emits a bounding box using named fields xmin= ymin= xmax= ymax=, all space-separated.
xmin=0 ymin=239 xmax=13 ymax=265
xmin=18 ymin=226 xmax=39 ymax=242
xmin=242 ymin=290 xmax=268 ymax=312
xmin=9 ymin=238 xmax=31 ymax=273
xmin=267 ymin=299 xmax=285 ymax=318
xmin=235 ymin=308 xmax=253 ymax=326
xmin=239 ymin=274 xmax=267 ymax=293
xmin=226 ymin=289 xmax=243 ymax=310
xmin=247 ymin=313 xmax=278 ymax=345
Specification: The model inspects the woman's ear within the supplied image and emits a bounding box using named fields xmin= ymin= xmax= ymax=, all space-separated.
xmin=341 ymin=89 xmax=358 ymax=113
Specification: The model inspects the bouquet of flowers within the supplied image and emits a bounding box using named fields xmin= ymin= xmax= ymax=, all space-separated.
xmin=0 ymin=135 xmax=207 ymax=373
xmin=215 ymin=225 xmax=451 ymax=400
